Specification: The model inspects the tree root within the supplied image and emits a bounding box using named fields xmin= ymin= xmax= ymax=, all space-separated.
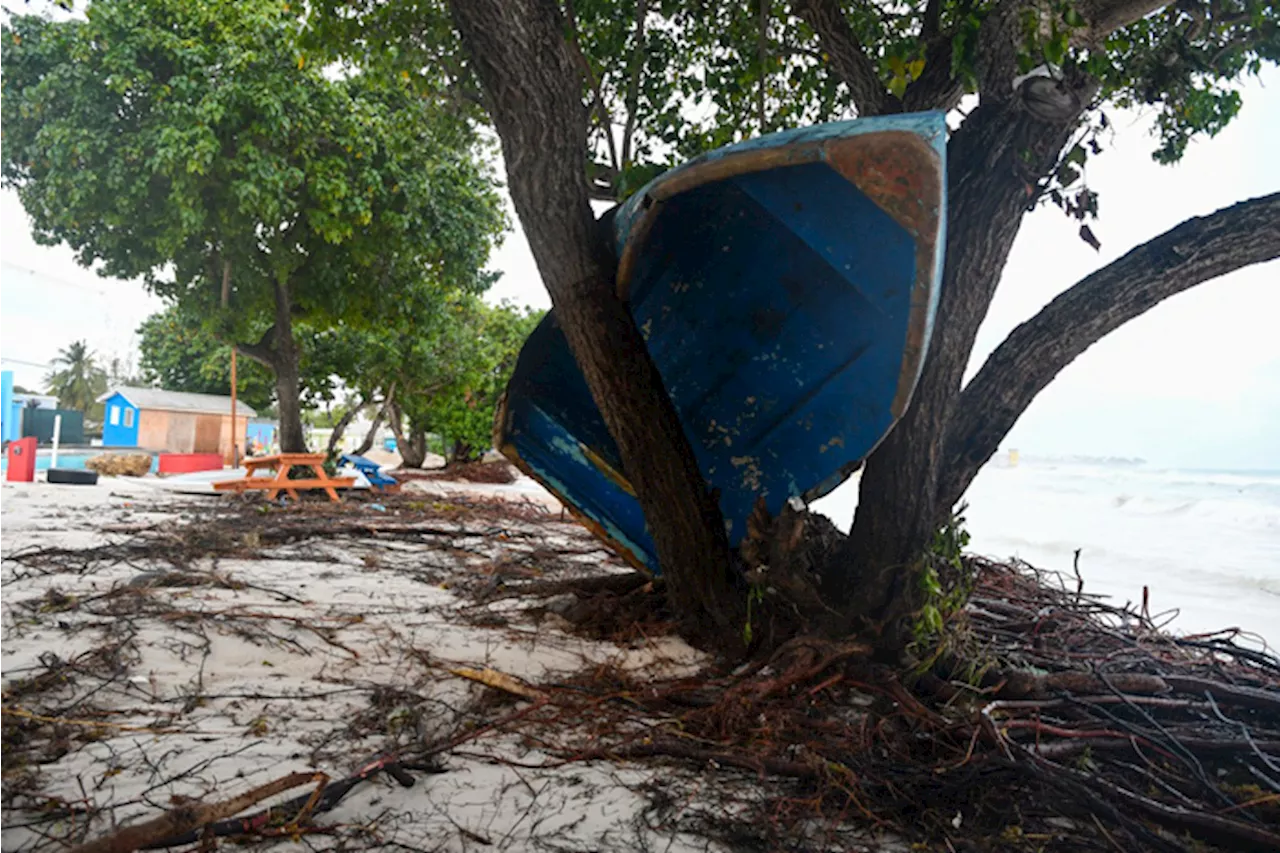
xmin=467 ymin=556 xmax=1280 ymax=852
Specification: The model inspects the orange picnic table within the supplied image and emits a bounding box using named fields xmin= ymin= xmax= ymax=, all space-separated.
xmin=213 ymin=453 xmax=355 ymax=502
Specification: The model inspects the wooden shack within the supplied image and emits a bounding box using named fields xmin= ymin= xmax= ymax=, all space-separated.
xmin=97 ymin=387 xmax=256 ymax=464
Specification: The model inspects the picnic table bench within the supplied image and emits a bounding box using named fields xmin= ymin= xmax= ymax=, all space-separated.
xmin=213 ymin=453 xmax=355 ymax=502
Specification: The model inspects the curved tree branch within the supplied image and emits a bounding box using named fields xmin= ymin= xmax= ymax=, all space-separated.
xmin=353 ymin=382 xmax=395 ymax=456
xmin=937 ymin=191 xmax=1280 ymax=510
xmin=901 ymin=38 xmax=966 ymax=113
xmin=326 ymin=396 xmax=366 ymax=456
xmin=565 ymin=0 xmax=620 ymax=176
xmin=620 ymin=0 xmax=649 ymax=166
xmin=793 ymin=0 xmax=892 ymax=115
xmin=1073 ymin=0 xmax=1170 ymax=46
xmin=236 ymin=324 xmax=277 ymax=368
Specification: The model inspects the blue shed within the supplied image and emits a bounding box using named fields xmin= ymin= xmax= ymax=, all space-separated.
xmin=101 ymin=391 xmax=141 ymax=447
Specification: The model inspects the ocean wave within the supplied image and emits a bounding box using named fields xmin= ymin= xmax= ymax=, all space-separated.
xmin=1014 ymin=463 xmax=1280 ymax=495
xmin=1115 ymin=495 xmax=1280 ymax=528
xmin=946 ymin=463 xmax=1279 ymax=643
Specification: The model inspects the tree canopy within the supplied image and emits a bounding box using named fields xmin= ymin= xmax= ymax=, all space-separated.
xmin=400 ymin=299 xmax=544 ymax=462
xmin=308 ymin=1 xmax=1277 ymax=198
xmin=3 ymin=0 xmax=506 ymax=449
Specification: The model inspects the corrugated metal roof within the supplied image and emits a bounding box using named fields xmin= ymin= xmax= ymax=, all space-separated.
xmin=97 ymin=386 xmax=259 ymax=417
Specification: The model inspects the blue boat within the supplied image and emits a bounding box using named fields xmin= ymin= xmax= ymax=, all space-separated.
xmin=496 ymin=112 xmax=947 ymax=574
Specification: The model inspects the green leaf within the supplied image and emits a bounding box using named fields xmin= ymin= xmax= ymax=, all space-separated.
xmin=1044 ymin=31 xmax=1068 ymax=66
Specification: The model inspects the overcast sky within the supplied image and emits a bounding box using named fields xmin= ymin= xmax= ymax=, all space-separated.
xmin=3 ymin=68 xmax=1277 ymax=470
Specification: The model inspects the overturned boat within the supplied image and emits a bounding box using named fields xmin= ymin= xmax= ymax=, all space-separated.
xmin=497 ymin=112 xmax=947 ymax=574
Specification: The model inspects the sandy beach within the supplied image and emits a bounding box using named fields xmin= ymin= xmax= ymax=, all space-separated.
xmin=5 ymin=472 xmax=1277 ymax=853
xmin=0 ymin=475 xmax=730 ymax=853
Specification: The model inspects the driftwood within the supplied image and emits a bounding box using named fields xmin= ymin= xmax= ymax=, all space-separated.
xmin=69 ymin=772 xmax=324 ymax=853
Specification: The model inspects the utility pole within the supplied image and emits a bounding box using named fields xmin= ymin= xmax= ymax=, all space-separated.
xmin=222 ymin=258 xmax=240 ymax=470
xmin=231 ymin=347 xmax=239 ymax=469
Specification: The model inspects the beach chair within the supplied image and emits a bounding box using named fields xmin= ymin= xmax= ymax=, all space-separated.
xmin=340 ymin=454 xmax=400 ymax=493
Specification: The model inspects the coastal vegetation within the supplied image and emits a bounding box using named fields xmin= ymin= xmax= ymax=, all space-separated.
xmin=43 ymin=340 xmax=106 ymax=416
xmin=133 ymin=296 xmax=543 ymax=464
xmin=2 ymin=0 xmax=505 ymax=453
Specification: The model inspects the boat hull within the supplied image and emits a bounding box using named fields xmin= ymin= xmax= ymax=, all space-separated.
xmin=497 ymin=112 xmax=947 ymax=573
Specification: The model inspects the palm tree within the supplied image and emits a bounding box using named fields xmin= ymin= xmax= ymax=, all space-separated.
xmin=45 ymin=341 xmax=107 ymax=414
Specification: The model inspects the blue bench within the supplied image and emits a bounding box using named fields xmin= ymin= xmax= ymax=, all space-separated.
xmin=339 ymin=454 xmax=400 ymax=492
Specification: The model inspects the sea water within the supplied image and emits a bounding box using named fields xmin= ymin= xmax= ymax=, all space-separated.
xmin=811 ymin=461 xmax=1280 ymax=648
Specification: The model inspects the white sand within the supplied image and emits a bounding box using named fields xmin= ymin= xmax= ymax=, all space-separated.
xmin=1 ymin=477 xmax=723 ymax=853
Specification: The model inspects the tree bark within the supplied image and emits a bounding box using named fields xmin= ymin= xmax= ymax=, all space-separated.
xmin=353 ymin=416 xmax=382 ymax=456
xmin=236 ymin=324 xmax=277 ymax=368
xmin=326 ymin=398 xmax=365 ymax=456
xmin=900 ymin=38 xmax=966 ymax=114
xmin=936 ymin=192 xmax=1280 ymax=509
xmin=407 ymin=428 xmax=428 ymax=467
xmin=272 ymin=276 xmax=307 ymax=453
xmin=220 ymin=259 xmax=232 ymax=307
xmin=353 ymin=386 xmax=395 ymax=456
xmin=449 ymin=0 xmax=742 ymax=649
xmin=829 ymin=16 xmax=1099 ymax=647
xmin=451 ymin=437 xmax=476 ymax=462
xmin=386 ymin=401 xmax=429 ymax=468
xmin=1074 ymin=0 xmax=1169 ymax=46
xmin=794 ymin=0 xmax=892 ymax=116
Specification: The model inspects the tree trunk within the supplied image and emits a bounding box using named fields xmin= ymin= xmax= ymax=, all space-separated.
xmin=410 ymin=428 xmax=428 ymax=466
xmin=449 ymin=0 xmax=743 ymax=650
xmin=353 ymin=388 xmax=394 ymax=456
xmin=387 ymin=402 xmax=428 ymax=468
xmin=936 ymin=191 xmax=1280 ymax=509
xmin=795 ymin=0 xmax=892 ymax=116
xmin=832 ymin=81 xmax=1094 ymax=648
xmin=272 ymin=277 xmax=307 ymax=453
xmin=326 ymin=398 xmax=365 ymax=456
